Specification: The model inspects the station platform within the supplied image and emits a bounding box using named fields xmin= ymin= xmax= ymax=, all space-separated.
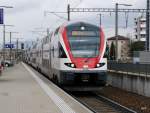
xmin=0 ymin=62 xmax=92 ymax=113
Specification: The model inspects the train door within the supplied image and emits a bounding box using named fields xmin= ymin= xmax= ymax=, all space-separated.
xmin=49 ymin=33 xmax=55 ymax=78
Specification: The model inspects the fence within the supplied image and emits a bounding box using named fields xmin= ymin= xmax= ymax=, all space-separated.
xmin=108 ymin=62 xmax=150 ymax=77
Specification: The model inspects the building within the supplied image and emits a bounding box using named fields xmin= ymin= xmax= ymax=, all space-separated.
xmin=107 ymin=35 xmax=130 ymax=61
xmin=132 ymin=51 xmax=150 ymax=64
xmin=0 ymin=48 xmax=24 ymax=61
xmin=134 ymin=16 xmax=146 ymax=41
xmin=0 ymin=41 xmax=25 ymax=61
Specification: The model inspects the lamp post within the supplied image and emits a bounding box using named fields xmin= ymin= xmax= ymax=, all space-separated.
xmin=14 ymin=38 xmax=23 ymax=63
xmin=0 ymin=6 xmax=13 ymax=8
xmin=115 ymin=3 xmax=132 ymax=62
xmin=0 ymin=6 xmax=13 ymax=66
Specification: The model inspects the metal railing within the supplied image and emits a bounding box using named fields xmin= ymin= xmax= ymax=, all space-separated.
xmin=108 ymin=61 xmax=150 ymax=77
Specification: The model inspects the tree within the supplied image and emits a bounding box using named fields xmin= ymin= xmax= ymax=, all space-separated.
xmin=109 ymin=42 xmax=116 ymax=60
xmin=130 ymin=41 xmax=145 ymax=56
xmin=104 ymin=44 xmax=109 ymax=58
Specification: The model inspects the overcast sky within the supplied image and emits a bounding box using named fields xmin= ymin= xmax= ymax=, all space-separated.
xmin=0 ymin=0 xmax=147 ymax=45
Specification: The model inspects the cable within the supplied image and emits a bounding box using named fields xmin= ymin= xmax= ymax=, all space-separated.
xmin=50 ymin=12 xmax=67 ymax=20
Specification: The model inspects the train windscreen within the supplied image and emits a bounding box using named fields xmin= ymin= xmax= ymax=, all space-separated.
xmin=67 ymin=22 xmax=100 ymax=58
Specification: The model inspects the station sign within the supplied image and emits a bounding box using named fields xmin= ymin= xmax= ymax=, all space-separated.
xmin=5 ymin=44 xmax=14 ymax=48
xmin=0 ymin=8 xmax=3 ymax=24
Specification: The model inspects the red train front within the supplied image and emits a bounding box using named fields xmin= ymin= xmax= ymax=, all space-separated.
xmin=50 ymin=22 xmax=107 ymax=89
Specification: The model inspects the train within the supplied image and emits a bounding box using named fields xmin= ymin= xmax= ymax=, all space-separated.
xmin=24 ymin=21 xmax=107 ymax=91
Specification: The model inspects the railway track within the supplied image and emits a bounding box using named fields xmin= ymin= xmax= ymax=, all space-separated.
xmin=29 ymin=65 xmax=138 ymax=113
xmin=71 ymin=92 xmax=137 ymax=113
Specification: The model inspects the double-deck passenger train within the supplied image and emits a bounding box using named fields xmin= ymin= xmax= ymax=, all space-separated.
xmin=25 ymin=21 xmax=107 ymax=90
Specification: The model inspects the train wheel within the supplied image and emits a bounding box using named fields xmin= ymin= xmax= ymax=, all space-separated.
xmin=52 ymin=74 xmax=55 ymax=82
xmin=36 ymin=67 xmax=39 ymax=71
xmin=53 ymin=75 xmax=58 ymax=85
xmin=5 ymin=63 xmax=9 ymax=67
xmin=55 ymin=76 xmax=58 ymax=84
xmin=39 ymin=68 xmax=41 ymax=73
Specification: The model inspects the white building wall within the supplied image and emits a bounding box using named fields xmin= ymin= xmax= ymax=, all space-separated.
xmin=118 ymin=41 xmax=122 ymax=60
xmin=134 ymin=16 xmax=146 ymax=42
xmin=107 ymin=39 xmax=130 ymax=60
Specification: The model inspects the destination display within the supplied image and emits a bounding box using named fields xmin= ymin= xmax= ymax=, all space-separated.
xmin=5 ymin=44 xmax=14 ymax=48
xmin=71 ymin=31 xmax=98 ymax=36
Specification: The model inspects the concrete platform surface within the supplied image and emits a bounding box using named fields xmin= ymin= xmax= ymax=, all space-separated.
xmin=0 ymin=62 xmax=92 ymax=113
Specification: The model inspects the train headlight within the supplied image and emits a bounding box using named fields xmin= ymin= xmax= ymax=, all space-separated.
xmin=71 ymin=64 xmax=75 ymax=68
xmin=64 ymin=63 xmax=76 ymax=68
xmin=96 ymin=63 xmax=105 ymax=68
xmin=97 ymin=64 xmax=100 ymax=67
xmin=81 ymin=26 xmax=85 ymax=30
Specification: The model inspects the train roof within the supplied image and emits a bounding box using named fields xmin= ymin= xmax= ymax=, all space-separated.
xmin=61 ymin=21 xmax=99 ymax=28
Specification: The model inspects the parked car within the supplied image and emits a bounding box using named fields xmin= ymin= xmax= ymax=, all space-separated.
xmin=0 ymin=61 xmax=3 ymax=74
xmin=1 ymin=60 xmax=14 ymax=67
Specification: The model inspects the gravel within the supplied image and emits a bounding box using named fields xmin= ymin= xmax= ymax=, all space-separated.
xmin=98 ymin=86 xmax=150 ymax=113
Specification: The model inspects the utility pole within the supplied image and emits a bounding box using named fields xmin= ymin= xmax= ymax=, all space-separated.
xmin=9 ymin=32 xmax=12 ymax=62
xmin=98 ymin=13 xmax=102 ymax=27
xmin=115 ymin=3 xmax=118 ymax=62
xmin=16 ymin=38 xmax=18 ymax=62
xmin=15 ymin=38 xmax=23 ymax=63
xmin=146 ymin=0 xmax=150 ymax=51
xmin=115 ymin=3 xmax=132 ymax=62
xmin=67 ymin=4 xmax=70 ymax=21
xmin=3 ymin=24 xmax=5 ymax=64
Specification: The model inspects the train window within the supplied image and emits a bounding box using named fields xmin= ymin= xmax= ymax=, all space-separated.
xmin=52 ymin=47 xmax=54 ymax=57
xmin=46 ymin=36 xmax=49 ymax=43
xmin=58 ymin=42 xmax=67 ymax=58
xmin=50 ymin=32 xmax=53 ymax=42
xmin=54 ymin=27 xmax=60 ymax=36
xmin=42 ymin=59 xmax=49 ymax=69
xmin=40 ymin=50 xmax=42 ymax=57
xmin=44 ymin=37 xmax=47 ymax=44
xmin=66 ymin=22 xmax=100 ymax=58
xmin=36 ymin=51 xmax=39 ymax=57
